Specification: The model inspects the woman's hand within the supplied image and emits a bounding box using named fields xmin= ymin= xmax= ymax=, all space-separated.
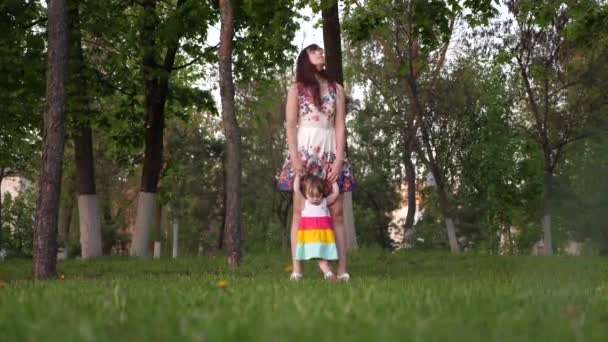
xmin=292 ymin=158 xmax=305 ymax=177
xmin=327 ymin=159 xmax=343 ymax=184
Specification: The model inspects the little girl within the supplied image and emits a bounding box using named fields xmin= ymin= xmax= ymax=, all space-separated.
xmin=290 ymin=174 xmax=339 ymax=281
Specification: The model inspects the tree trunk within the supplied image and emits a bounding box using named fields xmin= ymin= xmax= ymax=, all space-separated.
xmin=131 ymin=0 xmax=182 ymax=256
xmin=172 ymin=220 xmax=179 ymax=258
xmin=278 ymin=196 xmax=292 ymax=250
xmin=33 ymin=0 xmax=68 ymax=280
xmin=343 ymin=191 xmax=358 ymax=249
xmin=436 ymin=174 xmax=460 ymax=253
xmin=0 ymin=167 xmax=4 ymax=249
xmin=542 ymin=168 xmax=554 ymax=255
xmin=153 ymin=204 xmax=163 ymax=244
xmin=131 ymin=0 xmax=162 ymax=257
xmin=77 ymin=194 xmax=102 ymax=257
xmin=219 ymin=0 xmax=241 ymax=266
xmin=74 ymin=95 xmax=103 ymax=259
xmin=58 ymin=178 xmax=74 ymax=254
xmin=403 ymin=150 xmax=417 ymax=234
xmin=75 ymin=125 xmax=102 ymax=258
xmin=67 ymin=0 xmax=102 ymax=258
xmin=321 ymin=0 xmax=357 ymax=251
xmin=321 ymin=0 xmax=344 ymax=84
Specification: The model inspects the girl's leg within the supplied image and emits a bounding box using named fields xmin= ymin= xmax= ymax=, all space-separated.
xmin=318 ymin=259 xmax=333 ymax=274
xmin=291 ymin=191 xmax=303 ymax=274
xmin=329 ymin=194 xmax=347 ymax=275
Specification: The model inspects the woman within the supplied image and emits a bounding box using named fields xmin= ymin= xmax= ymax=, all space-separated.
xmin=278 ymin=44 xmax=356 ymax=281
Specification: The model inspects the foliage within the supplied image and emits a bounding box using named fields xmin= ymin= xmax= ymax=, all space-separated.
xmin=1 ymin=187 xmax=36 ymax=257
xmin=0 ymin=0 xmax=45 ymax=175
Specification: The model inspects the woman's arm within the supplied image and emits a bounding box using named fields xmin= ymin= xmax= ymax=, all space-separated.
xmin=328 ymin=84 xmax=346 ymax=183
xmin=327 ymin=182 xmax=340 ymax=206
xmin=334 ymin=84 xmax=346 ymax=162
xmin=286 ymin=84 xmax=303 ymax=175
xmin=293 ymin=174 xmax=304 ymax=199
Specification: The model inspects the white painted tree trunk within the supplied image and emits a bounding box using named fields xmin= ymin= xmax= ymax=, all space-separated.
xmin=153 ymin=241 xmax=161 ymax=259
xmin=172 ymin=221 xmax=179 ymax=258
xmin=445 ymin=217 xmax=459 ymax=253
xmin=543 ymin=214 xmax=553 ymax=256
xmin=131 ymin=192 xmax=156 ymax=257
xmin=78 ymin=194 xmax=102 ymax=258
xmin=343 ymin=192 xmax=357 ymax=251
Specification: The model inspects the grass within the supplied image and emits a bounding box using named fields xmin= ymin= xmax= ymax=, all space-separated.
xmin=1 ymin=249 xmax=607 ymax=341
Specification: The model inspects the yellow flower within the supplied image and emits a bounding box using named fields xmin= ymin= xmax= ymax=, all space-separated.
xmin=284 ymin=265 xmax=293 ymax=272
xmin=59 ymin=274 xmax=65 ymax=281
xmin=217 ymin=280 xmax=229 ymax=289
xmin=565 ymin=304 xmax=582 ymax=320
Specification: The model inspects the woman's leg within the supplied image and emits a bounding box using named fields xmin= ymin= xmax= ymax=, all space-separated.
xmin=291 ymin=191 xmax=303 ymax=274
xmin=329 ymin=194 xmax=347 ymax=275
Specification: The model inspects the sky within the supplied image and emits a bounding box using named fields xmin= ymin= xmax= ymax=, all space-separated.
xmin=206 ymin=6 xmax=324 ymax=55
xmin=204 ymin=5 xmax=324 ymax=110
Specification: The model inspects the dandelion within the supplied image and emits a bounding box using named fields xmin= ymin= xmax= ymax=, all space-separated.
xmin=59 ymin=274 xmax=65 ymax=281
xmin=217 ymin=280 xmax=229 ymax=289
xmin=284 ymin=265 xmax=293 ymax=272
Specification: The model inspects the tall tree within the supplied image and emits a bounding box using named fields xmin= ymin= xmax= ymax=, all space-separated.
xmin=0 ymin=0 xmax=45 ymax=250
xmin=321 ymin=0 xmax=344 ymax=83
xmin=66 ymin=0 xmax=102 ymax=258
xmin=342 ymin=1 xmax=418 ymax=245
xmin=33 ymin=0 xmax=68 ymax=279
xmin=505 ymin=0 xmax=607 ymax=255
xmin=131 ymin=0 xmax=187 ymax=256
xmin=343 ymin=0 xmax=496 ymax=252
xmin=219 ymin=0 xmax=241 ymax=266
xmin=320 ymin=0 xmax=358 ymax=250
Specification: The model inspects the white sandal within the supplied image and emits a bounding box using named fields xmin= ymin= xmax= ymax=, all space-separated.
xmin=337 ymin=273 xmax=350 ymax=282
xmin=323 ymin=271 xmax=337 ymax=281
xmin=289 ymin=272 xmax=303 ymax=281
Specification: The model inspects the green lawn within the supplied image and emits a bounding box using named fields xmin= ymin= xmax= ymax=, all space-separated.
xmin=1 ymin=250 xmax=607 ymax=341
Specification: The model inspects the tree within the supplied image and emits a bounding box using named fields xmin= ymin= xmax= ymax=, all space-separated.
xmin=131 ymin=0 xmax=215 ymax=256
xmin=0 ymin=0 xmax=45 ymax=249
xmin=33 ymin=0 xmax=69 ymax=279
xmin=319 ymin=0 xmax=358 ymax=250
xmin=321 ymin=0 xmax=344 ymax=83
xmin=504 ymin=0 xmax=607 ymax=254
xmin=344 ymin=0 xmax=497 ymax=252
xmin=66 ymin=0 xmax=102 ymax=258
xmin=219 ymin=0 xmax=241 ymax=266
xmin=342 ymin=6 xmax=418 ymax=246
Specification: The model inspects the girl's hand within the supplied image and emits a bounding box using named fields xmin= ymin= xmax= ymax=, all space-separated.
xmin=327 ymin=159 xmax=343 ymax=184
xmin=292 ymin=158 xmax=305 ymax=177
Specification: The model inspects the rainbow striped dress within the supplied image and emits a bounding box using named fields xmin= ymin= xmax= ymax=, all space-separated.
xmin=295 ymin=198 xmax=338 ymax=260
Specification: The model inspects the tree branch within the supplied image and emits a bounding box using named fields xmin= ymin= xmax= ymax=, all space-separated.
xmin=171 ymin=43 xmax=219 ymax=70
xmin=23 ymin=17 xmax=48 ymax=30
xmin=93 ymin=68 xmax=137 ymax=96
xmin=423 ymin=14 xmax=455 ymax=109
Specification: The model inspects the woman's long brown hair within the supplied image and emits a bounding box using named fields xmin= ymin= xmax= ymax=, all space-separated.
xmin=296 ymin=44 xmax=334 ymax=108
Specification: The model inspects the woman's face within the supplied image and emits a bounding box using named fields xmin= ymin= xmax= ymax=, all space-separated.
xmin=307 ymin=48 xmax=325 ymax=69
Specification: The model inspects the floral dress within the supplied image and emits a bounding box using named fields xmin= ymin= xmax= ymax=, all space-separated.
xmin=278 ymin=83 xmax=357 ymax=192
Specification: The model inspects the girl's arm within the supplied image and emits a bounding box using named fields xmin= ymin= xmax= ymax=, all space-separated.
xmin=326 ymin=182 xmax=340 ymax=206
